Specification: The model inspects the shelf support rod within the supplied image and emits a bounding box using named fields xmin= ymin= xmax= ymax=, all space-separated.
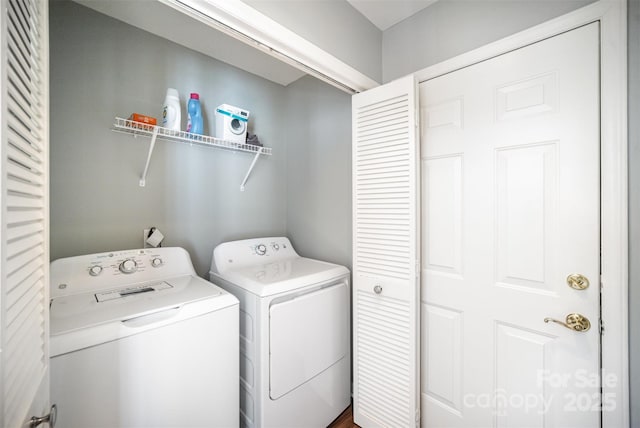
xmin=139 ymin=126 xmax=159 ymax=187
xmin=240 ymin=147 xmax=264 ymax=191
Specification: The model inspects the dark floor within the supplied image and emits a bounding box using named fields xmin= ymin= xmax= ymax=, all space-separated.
xmin=328 ymin=405 xmax=360 ymax=428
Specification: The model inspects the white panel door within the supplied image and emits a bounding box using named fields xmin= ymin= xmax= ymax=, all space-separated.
xmin=0 ymin=0 xmax=51 ymax=426
xmin=352 ymin=75 xmax=420 ymax=428
xmin=420 ymin=23 xmax=600 ymax=427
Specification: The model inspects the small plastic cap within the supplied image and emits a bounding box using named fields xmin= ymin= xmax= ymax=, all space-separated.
xmin=190 ymin=93 xmax=200 ymax=100
xmin=166 ymin=88 xmax=179 ymax=98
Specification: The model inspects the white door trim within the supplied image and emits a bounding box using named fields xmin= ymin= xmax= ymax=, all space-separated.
xmin=414 ymin=1 xmax=628 ymax=426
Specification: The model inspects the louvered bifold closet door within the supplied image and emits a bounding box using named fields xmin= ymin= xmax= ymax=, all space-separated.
xmin=0 ymin=0 xmax=50 ymax=426
xmin=352 ymin=75 xmax=420 ymax=428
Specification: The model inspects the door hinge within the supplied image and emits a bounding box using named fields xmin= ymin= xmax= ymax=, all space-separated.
xmin=599 ymin=318 xmax=605 ymax=335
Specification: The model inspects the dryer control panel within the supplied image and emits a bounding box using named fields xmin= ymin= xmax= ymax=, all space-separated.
xmin=211 ymin=237 xmax=298 ymax=274
xmin=252 ymin=239 xmax=289 ymax=257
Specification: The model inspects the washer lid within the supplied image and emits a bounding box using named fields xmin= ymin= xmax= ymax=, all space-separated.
xmin=211 ymin=257 xmax=349 ymax=297
xmin=50 ymin=275 xmax=238 ymax=356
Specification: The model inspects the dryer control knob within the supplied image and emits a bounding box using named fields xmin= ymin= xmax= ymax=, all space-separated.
xmin=272 ymin=243 xmax=280 ymax=251
xmin=89 ymin=265 xmax=103 ymax=276
xmin=255 ymin=244 xmax=267 ymax=255
xmin=151 ymin=257 xmax=163 ymax=267
xmin=119 ymin=258 xmax=137 ymax=274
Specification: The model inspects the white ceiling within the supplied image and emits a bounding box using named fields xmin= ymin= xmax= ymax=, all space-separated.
xmin=346 ymin=0 xmax=438 ymax=31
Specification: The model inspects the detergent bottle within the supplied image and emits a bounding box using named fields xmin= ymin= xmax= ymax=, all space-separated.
xmin=186 ymin=93 xmax=203 ymax=135
xmin=161 ymin=88 xmax=181 ymax=131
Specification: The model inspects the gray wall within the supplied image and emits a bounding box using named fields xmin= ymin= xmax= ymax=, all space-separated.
xmin=382 ymin=0 xmax=595 ymax=82
xmin=50 ymin=1 xmax=354 ymax=277
xmin=284 ymin=75 xmax=352 ymax=270
xmin=50 ymin=1 xmax=289 ymax=276
xmin=629 ymin=0 xmax=639 ymax=425
xmin=244 ymin=0 xmax=382 ymax=84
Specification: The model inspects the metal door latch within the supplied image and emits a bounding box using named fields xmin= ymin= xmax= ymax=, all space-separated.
xmin=30 ymin=404 xmax=57 ymax=428
xmin=544 ymin=313 xmax=591 ymax=332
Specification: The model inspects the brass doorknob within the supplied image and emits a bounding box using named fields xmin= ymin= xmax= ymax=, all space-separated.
xmin=544 ymin=313 xmax=591 ymax=332
xmin=567 ymin=274 xmax=589 ymax=290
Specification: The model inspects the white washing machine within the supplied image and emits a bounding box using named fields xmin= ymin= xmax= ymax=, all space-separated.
xmin=50 ymin=247 xmax=239 ymax=428
xmin=209 ymin=237 xmax=351 ymax=428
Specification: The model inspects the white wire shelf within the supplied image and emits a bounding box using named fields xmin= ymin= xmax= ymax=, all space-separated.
xmin=113 ymin=117 xmax=272 ymax=155
xmin=112 ymin=117 xmax=271 ymax=190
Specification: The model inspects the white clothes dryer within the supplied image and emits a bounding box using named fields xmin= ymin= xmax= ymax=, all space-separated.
xmin=50 ymin=247 xmax=239 ymax=428
xmin=209 ymin=237 xmax=351 ymax=428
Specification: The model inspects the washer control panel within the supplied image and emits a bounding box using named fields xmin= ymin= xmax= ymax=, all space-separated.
xmin=84 ymin=249 xmax=165 ymax=278
xmin=51 ymin=247 xmax=195 ymax=299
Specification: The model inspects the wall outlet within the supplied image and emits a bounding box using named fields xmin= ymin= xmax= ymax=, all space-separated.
xmin=143 ymin=229 xmax=150 ymax=248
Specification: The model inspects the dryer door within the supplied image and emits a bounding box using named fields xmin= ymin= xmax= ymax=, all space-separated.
xmin=269 ymin=280 xmax=349 ymax=399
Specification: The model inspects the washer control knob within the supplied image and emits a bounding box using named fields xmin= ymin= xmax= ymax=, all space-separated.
xmin=89 ymin=265 xmax=103 ymax=276
xmin=255 ymin=244 xmax=267 ymax=255
xmin=151 ymin=257 xmax=163 ymax=267
xmin=272 ymin=243 xmax=280 ymax=251
xmin=119 ymin=258 xmax=137 ymax=274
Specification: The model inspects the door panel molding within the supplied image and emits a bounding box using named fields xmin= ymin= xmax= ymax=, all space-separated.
xmin=414 ymin=2 xmax=628 ymax=426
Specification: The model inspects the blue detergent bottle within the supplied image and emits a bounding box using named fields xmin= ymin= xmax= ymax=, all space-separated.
xmin=186 ymin=93 xmax=203 ymax=135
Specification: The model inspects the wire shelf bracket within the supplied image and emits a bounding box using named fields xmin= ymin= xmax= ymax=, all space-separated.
xmin=112 ymin=117 xmax=271 ymax=190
